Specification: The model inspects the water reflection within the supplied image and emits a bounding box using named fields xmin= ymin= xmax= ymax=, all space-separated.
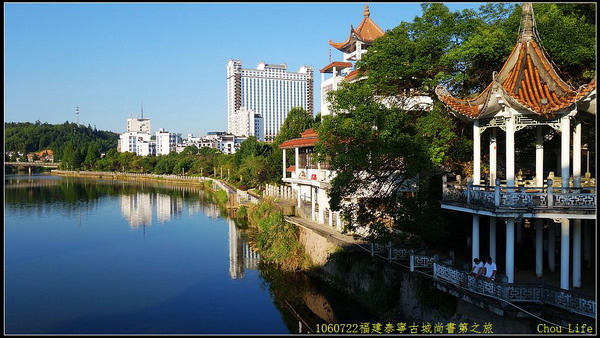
xmin=228 ymin=219 xmax=260 ymax=279
xmin=5 ymin=175 xmax=374 ymax=334
xmin=120 ymin=192 xmax=153 ymax=228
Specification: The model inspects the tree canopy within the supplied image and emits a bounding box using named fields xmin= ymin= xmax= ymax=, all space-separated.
xmin=317 ymin=2 xmax=595 ymax=243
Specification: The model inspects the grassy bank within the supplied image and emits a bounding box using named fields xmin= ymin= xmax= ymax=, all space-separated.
xmin=239 ymin=200 xmax=311 ymax=271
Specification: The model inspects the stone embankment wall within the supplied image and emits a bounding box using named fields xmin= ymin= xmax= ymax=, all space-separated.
xmin=300 ymin=243 xmax=534 ymax=332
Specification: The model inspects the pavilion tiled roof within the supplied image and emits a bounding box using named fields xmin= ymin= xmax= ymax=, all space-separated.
xmin=329 ymin=5 xmax=385 ymax=52
xmin=344 ymin=69 xmax=362 ymax=81
xmin=436 ymin=3 xmax=596 ymax=120
xmin=320 ymin=61 xmax=353 ymax=74
xmin=279 ymin=129 xmax=319 ymax=149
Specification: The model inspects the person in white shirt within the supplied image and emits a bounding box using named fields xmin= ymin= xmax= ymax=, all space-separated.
xmin=471 ymin=258 xmax=485 ymax=278
xmin=484 ymin=256 xmax=497 ymax=281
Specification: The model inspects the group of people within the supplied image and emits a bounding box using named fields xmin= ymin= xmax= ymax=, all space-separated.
xmin=470 ymin=256 xmax=497 ymax=281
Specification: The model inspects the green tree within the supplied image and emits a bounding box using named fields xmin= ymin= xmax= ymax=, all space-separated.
xmin=60 ymin=141 xmax=82 ymax=170
xmin=173 ymin=157 xmax=195 ymax=175
xmin=180 ymin=145 xmax=199 ymax=156
xmin=273 ymin=107 xmax=314 ymax=145
xmin=234 ymin=136 xmax=270 ymax=166
xmin=83 ymin=142 xmax=101 ymax=170
xmin=153 ymin=155 xmax=177 ymax=174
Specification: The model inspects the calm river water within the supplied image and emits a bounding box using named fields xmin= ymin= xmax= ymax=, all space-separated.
xmin=5 ymin=174 xmax=371 ymax=334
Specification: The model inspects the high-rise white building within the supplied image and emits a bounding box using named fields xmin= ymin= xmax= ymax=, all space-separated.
xmin=127 ymin=117 xmax=151 ymax=133
xmin=227 ymin=60 xmax=314 ymax=142
xmin=119 ymin=132 xmax=153 ymax=155
xmin=156 ymin=128 xmax=181 ymax=155
xmin=229 ymin=107 xmax=264 ymax=141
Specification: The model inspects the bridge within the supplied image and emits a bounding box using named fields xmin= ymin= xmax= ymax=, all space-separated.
xmin=5 ymin=161 xmax=59 ymax=174
xmin=5 ymin=161 xmax=59 ymax=167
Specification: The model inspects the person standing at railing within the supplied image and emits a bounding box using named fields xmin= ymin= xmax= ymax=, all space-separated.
xmin=471 ymin=258 xmax=485 ymax=278
xmin=484 ymin=256 xmax=497 ymax=281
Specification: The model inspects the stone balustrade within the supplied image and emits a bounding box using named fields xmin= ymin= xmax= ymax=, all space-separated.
xmin=433 ymin=262 xmax=596 ymax=318
xmin=264 ymin=183 xmax=298 ymax=201
xmin=442 ymin=176 xmax=596 ymax=212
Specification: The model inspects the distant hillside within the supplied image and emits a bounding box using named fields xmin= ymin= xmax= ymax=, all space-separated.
xmin=4 ymin=121 xmax=119 ymax=160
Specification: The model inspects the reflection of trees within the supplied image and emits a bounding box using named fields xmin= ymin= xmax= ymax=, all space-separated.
xmin=4 ymin=177 xmax=230 ymax=223
xmin=257 ymin=262 xmax=377 ymax=333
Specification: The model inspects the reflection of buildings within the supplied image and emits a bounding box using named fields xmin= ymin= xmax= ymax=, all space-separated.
xmin=202 ymin=203 xmax=222 ymax=219
xmin=120 ymin=189 xmax=187 ymax=228
xmin=187 ymin=200 xmax=203 ymax=217
xmin=156 ymin=193 xmax=183 ymax=223
xmin=120 ymin=192 xmax=153 ymax=228
xmin=228 ymin=218 xmax=260 ymax=279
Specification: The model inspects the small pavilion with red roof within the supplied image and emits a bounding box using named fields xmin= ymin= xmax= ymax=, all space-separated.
xmin=279 ymin=129 xmax=342 ymax=230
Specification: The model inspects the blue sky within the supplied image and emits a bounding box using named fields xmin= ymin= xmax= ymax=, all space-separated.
xmin=5 ymin=2 xmax=485 ymax=137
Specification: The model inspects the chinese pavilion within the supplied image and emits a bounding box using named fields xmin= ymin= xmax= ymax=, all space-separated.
xmin=436 ymin=3 xmax=596 ymax=290
xmin=320 ymin=4 xmax=385 ymax=116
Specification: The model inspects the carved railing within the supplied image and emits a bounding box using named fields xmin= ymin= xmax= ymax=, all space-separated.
xmin=433 ymin=262 xmax=596 ymax=318
xmin=443 ymin=178 xmax=596 ymax=211
xmin=410 ymin=254 xmax=439 ymax=271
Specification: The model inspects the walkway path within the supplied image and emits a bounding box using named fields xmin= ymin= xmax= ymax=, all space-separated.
xmin=283 ymin=215 xmax=366 ymax=250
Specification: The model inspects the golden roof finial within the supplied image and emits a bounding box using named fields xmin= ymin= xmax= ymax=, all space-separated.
xmin=364 ymin=4 xmax=370 ymax=17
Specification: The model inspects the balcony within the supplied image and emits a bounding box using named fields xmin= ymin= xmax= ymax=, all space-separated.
xmin=441 ymin=175 xmax=596 ymax=219
xmin=283 ymin=167 xmax=332 ymax=189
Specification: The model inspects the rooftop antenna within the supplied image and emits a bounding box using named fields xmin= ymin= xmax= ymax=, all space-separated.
xmin=75 ymin=106 xmax=80 ymax=125
xmin=328 ymin=46 xmax=332 ymax=63
xmin=141 ymin=100 xmax=144 ymax=119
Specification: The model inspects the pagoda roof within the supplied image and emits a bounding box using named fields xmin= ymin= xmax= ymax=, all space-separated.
xmin=436 ymin=3 xmax=596 ymax=120
xmin=329 ymin=5 xmax=385 ymax=52
xmin=344 ymin=69 xmax=362 ymax=81
xmin=320 ymin=61 xmax=353 ymax=74
xmin=279 ymin=129 xmax=319 ymax=149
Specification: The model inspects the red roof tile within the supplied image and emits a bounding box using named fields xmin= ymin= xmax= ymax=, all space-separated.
xmin=279 ymin=129 xmax=319 ymax=149
xmin=436 ymin=4 xmax=596 ymax=119
xmin=329 ymin=5 xmax=384 ymax=52
xmin=320 ymin=61 xmax=353 ymax=74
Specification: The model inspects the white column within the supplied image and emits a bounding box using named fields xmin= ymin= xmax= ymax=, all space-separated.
xmin=506 ymin=218 xmax=515 ymax=283
xmin=560 ymin=116 xmax=570 ymax=190
xmin=536 ymin=126 xmax=544 ymax=186
xmin=573 ymin=219 xmax=581 ymax=288
xmin=548 ymin=222 xmax=556 ymax=272
xmin=311 ymin=187 xmax=316 ymax=221
xmin=297 ymin=185 xmax=302 ymax=208
xmin=282 ymin=149 xmax=286 ymax=178
xmin=473 ymin=121 xmax=481 ymax=185
xmin=295 ymin=147 xmax=299 ymax=177
xmin=506 ymin=113 xmax=515 ymax=187
xmin=489 ymin=217 xmax=496 ymax=262
xmin=535 ymin=219 xmax=544 ymax=277
xmin=472 ymin=215 xmax=480 ymax=262
xmin=560 ymin=219 xmax=570 ymax=290
xmin=328 ymin=209 xmax=333 ymax=227
xmin=573 ymin=119 xmax=581 ymax=187
xmin=489 ymin=128 xmax=497 ymax=185
xmin=318 ymin=193 xmax=325 ymax=224
xmin=336 ymin=212 xmax=342 ymax=231
xmin=572 ymin=120 xmax=582 ymax=288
